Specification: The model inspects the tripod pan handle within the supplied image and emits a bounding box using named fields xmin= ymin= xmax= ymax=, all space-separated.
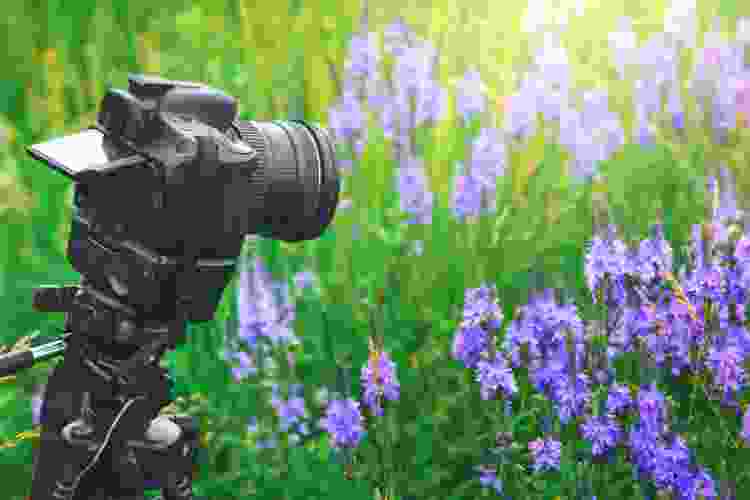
xmin=0 ymin=349 xmax=34 ymax=377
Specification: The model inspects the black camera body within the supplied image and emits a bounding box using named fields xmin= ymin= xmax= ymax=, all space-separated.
xmin=28 ymin=74 xmax=340 ymax=326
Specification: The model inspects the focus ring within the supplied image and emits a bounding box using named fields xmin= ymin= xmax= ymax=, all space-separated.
xmin=230 ymin=120 xmax=268 ymax=228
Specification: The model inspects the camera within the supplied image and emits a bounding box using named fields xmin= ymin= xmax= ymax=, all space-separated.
xmin=27 ymin=74 xmax=341 ymax=323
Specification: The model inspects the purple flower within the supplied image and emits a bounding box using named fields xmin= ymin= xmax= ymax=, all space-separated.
xmin=634 ymin=225 xmax=674 ymax=282
xmin=319 ymin=398 xmax=365 ymax=449
xmin=637 ymin=383 xmax=667 ymax=436
xmin=534 ymin=32 xmax=571 ymax=89
xmin=271 ymin=395 xmax=309 ymax=432
xmin=580 ymin=415 xmax=621 ymax=456
xmin=413 ymin=78 xmax=448 ymax=127
xmin=451 ymin=168 xmax=484 ymax=219
xmin=678 ymin=468 xmax=718 ymax=500
xmin=606 ymin=383 xmax=633 ymax=415
xmin=628 ymin=423 xmax=660 ymax=475
xmin=741 ymin=404 xmax=750 ymax=444
xmin=376 ymin=90 xmax=407 ymax=139
xmin=735 ymin=235 xmax=750 ymax=262
xmin=393 ymin=39 xmax=438 ymax=91
xmin=549 ymin=372 xmax=591 ymax=424
xmin=396 ymin=155 xmax=433 ymax=225
xmin=230 ymin=350 xmax=257 ymax=381
xmin=361 ymin=350 xmax=401 ymax=416
xmin=667 ymin=82 xmax=685 ymax=131
xmin=608 ymin=17 xmax=638 ymax=75
xmin=651 ymin=434 xmax=693 ymax=490
xmin=344 ymin=32 xmax=380 ymax=82
xmin=470 ymin=127 xmax=506 ymax=193
xmin=528 ymin=437 xmax=562 ymax=473
xmin=476 ymin=465 xmax=504 ymax=494
xmin=237 ymin=257 xmax=298 ymax=348
xmin=451 ymin=324 xmax=489 ymax=369
xmin=585 ymin=234 xmax=628 ymax=300
xmin=455 ymin=68 xmax=487 ymax=123
xmin=293 ymin=270 xmax=316 ymax=291
xmin=475 ymin=352 xmax=518 ymax=400
xmin=706 ymin=346 xmax=746 ymax=396
xmin=382 ymin=17 xmax=415 ymax=57
xmin=461 ymin=283 xmax=504 ymax=329
xmin=327 ymin=92 xmax=367 ymax=149
xmin=503 ymin=82 xmax=538 ymax=141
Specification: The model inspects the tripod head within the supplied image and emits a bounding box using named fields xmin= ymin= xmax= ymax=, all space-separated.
xmin=5 ymin=74 xmax=341 ymax=500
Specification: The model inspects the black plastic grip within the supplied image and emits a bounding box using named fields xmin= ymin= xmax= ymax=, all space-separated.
xmin=0 ymin=350 xmax=35 ymax=378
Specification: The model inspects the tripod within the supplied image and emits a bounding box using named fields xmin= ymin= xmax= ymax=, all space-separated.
xmin=26 ymin=203 xmax=231 ymax=500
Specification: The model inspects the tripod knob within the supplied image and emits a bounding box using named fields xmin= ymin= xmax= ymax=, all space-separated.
xmin=32 ymin=285 xmax=80 ymax=313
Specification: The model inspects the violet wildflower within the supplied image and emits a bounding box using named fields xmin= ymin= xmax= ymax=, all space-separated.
xmin=528 ymin=437 xmax=562 ymax=473
xmin=230 ymin=350 xmax=257 ymax=381
xmin=382 ymin=17 xmax=415 ymax=58
xmin=634 ymin=224 xmax=674 ymax=283
xmin=327 ymin=91 xmax=367 ymax=161
xmin=475 ymin=352 xmax=518 ymax=400
xmin=344 ymin=31 xmax=380 ymax=83
xmin=651 ymin=442 xmax=691 ymax=492
xmin=549 ymin=371 xmax=592 ymax=424
xmin=735 ymin=235 xmax=750 ymax=262
xmin=271 ymin=394 xmax=309 ymax=432
xmin=393 ymin=39 xmax=437 ymax=91
xmin=476 ymin=465 xmax=504 ymax=495
xmin=451 ymin=164 xmax=484 ymax=219
xmin=396 ymin=154 xmax=433 ymax=225
xmin=455 ymin=67 xmax=487 ymax=124
xmin=451 ymin=325 xmax=489 ymax=369
xmin=320 ymin=398 xmax=365 ymax=449
xmin=741 ymin=404 xmax=750 ymax=444
xmin=637 ymin=383 xmax=667 ymax=436
xmin=606 ymin=383 xmax=633 ymax=415
xmin=608 ymin=16 xmax=638 ymax=79
xmin=237 ymin=257 xmax=298 ymax=348
xmin=628 ymin=423 xmax=660 ymax=476
xmin=462 ymin=283 xmax=503 ymax=329
xmin=580 ymin=415 xmax=622 ymax=456
xmin=361 ymin=350 xmax=401 ymax=416
xmin=293 ymin=270 xmax=316 ymax=291
xmin=452 ymin=284 xmax=503 ymax=368
xmin=470 ymin=127 xmax=506 ymax=198
xmin=705 ymin=345 xmax=746 ymax=397
xmin=503 ymin=78 xmax=539 ymax=141
xmin=413 ymin=78 xmax=448 ymax=127
xmin=678 ymin=468 xmax=718 ymax=500
xmin=667 ymin=81 xmax=685 ymax=131
xmin=585 ymin=232 xmax=629 ymax=301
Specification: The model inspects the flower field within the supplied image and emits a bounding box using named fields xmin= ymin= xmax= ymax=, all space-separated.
xmin=3 ymin=1 xmax=750 ymax=499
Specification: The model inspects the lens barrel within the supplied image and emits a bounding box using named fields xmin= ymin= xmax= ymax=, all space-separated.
xmin=228 ymin=120 xmax=340 ymax=242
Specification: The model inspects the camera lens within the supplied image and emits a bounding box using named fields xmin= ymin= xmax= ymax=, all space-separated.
xmin=228 ymin=119 xmax=340 ymax=242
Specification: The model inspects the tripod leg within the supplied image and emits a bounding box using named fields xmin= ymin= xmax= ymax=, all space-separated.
xmin=29 ymin=350 xmax=111 ymax=500
xmin=129 ymin=415 xmax=200 ymax=500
